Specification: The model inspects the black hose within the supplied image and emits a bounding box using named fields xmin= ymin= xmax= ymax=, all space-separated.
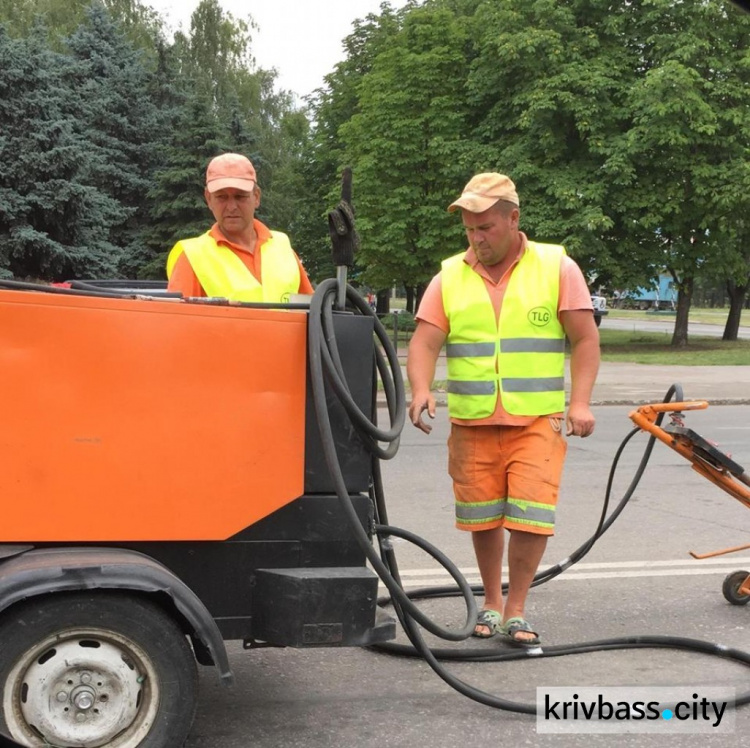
xmin=307 ymin=280 xmax=750 ymax=713
xmin=0 ymin=277 xmax=309 ymax=309
xmin=0 ymin=278 xmax=140 ymax=299
xmin=309 ymin=279 xmax=476 ymax=640
xmin=390 ymin=383 xmax=683 ymax=604
xmin=67 ymin=279 xmax=182 ymax=298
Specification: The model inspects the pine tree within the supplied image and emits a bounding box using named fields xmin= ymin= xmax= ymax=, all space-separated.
xmin=64 ymin=4 xmax=166 ymax=276
xmin=140 ymin=93 xmax=229 ymax=279
xmin=0 ymin=23 xmax=124 ymax=280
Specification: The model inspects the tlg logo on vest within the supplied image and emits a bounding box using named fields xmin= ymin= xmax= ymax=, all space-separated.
xmin=528 ymin=307 xmax=552 ymax=327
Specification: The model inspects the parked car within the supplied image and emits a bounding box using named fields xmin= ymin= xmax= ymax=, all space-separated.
xmin=591 ymin=294 xmax=608 ymax=327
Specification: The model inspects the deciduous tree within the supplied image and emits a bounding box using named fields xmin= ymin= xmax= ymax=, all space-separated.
xmin=340 ymin=3 xmax=474 ymax=308
xmin=610 ymin=0 xmax=750 ymax=345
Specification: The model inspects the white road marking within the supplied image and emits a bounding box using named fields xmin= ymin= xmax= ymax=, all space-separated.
xmin=377 ymin=558 xmax=750 ymax=589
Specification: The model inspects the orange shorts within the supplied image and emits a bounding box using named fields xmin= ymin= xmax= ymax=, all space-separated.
xmin=447 ymin=417 xmax=567 ymax=535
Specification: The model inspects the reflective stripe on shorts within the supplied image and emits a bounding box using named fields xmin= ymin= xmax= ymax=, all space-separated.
xmin=455 ymin=497 xmax=555 ymax=530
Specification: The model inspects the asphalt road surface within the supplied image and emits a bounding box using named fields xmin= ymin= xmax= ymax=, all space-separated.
xmin=187 ymin=405 xmax=750 ymax=748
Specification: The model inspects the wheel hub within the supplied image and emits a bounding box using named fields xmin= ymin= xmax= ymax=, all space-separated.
xmin=5 ymin=631 xmax=160 ymax=747
xmin=71 ymin=684 xmax=97 ymax=711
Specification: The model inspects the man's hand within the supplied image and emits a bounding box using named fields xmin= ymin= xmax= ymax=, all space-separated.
xmin=407 ymin=319 xmax=445 ymax=435
xmin=409 ymin=392 xmax=436 ymax=434
xmin=566 ymin=402 xmax=595 ymax=437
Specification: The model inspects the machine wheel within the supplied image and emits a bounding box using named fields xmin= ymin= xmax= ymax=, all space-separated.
xmin=722 ymin=570 xmax=750 ymax=606
xmin=0 ymin=592 xmax=198 ymax=748
xmin=594 ymin=315 xmax=602 ymax=328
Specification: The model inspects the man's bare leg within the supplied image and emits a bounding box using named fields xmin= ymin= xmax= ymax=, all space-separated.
xmin=505 ymin=530 xmax=548 ymax=642
xmin=472 ymin=526 xmax=505 ymax=635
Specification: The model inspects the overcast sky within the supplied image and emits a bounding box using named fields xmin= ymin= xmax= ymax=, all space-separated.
xmin=149 ymin=0 xmax=411 ymax=100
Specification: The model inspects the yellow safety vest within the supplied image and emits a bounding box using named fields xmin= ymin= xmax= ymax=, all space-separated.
xmin=441 ymin=241 xmax=566 ymax=418
xmin=166 ymin=231 xmax=300 ymax=303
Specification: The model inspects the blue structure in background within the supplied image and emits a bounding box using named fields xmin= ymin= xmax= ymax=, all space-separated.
xmin=617 ymin=273 xmax=677 ymax=310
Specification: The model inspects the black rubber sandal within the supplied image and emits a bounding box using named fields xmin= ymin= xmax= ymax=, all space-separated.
xmin=472 ymin=609 xmax=502 ymax=638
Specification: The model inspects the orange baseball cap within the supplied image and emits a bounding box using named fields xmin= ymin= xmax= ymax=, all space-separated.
xmin=205 ymin=153 xmax=257 ymax=193
xmin=448 ymin=173 xmax=519 ymax=213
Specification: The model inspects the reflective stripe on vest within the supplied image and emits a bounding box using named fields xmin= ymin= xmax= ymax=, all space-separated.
xmin=166 ymin=231 xmax=300 ymax=303
xmin=441 ymin=241 xmax=566 ymax=418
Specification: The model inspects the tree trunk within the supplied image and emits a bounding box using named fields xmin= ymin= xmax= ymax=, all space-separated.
xmin=415 ymin=282 xmax=426 ymax=313
xmin=376 ymin=289 xmax=390 ymax=315
xmin=670 ymin=276 xmax=693 ymax=347
xmin=722 ymin=280 xmax=748 ymax=341
xmin=405 ymin=286 xmax=415 ymax=314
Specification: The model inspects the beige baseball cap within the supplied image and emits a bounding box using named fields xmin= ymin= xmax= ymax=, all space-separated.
xmin=205 ymin=153 xmax=257 ymax=193
xmin=448 ymin=173 xmax=519 ymax=213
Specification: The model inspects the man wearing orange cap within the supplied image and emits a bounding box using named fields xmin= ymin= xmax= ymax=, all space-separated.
xmin=407 ymin=173 xmax=600 ymax=646
xmin=167 ymin=153 xmax=313 ymax=302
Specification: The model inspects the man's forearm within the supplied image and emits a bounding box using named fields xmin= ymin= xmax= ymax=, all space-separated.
xmin=568 ymin=336 xmax=600 ymax=407
xmin=407 ymin=345 xmax=438 ymax=397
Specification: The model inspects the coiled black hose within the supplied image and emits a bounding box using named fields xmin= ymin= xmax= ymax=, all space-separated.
xmin=307 ymin=280 xmax=750 ymax=714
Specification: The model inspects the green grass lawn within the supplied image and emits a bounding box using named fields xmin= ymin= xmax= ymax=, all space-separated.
xmin=600 ymin=306 xmax=749 ymax=365
xmin=606 ymin=307 xmax=749 ymax=326
xmin=598 ymin=330 xmax=750 ymax=365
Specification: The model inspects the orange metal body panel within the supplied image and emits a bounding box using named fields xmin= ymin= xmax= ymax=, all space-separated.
xmin=0 ymin=290 xmax=307 ymax=541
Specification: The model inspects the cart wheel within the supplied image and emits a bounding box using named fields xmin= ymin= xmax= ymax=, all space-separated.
xmin=0 ymin=592 xmax=198 ymax=747
xmin=722 ymin=570 xmax=750 ymax=606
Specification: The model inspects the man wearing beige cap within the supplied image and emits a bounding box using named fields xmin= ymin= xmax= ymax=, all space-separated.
xmin=407 ymin=173 xmax=600 ymax=646
xmin=167 ymin=153 xmax=313 ymax=301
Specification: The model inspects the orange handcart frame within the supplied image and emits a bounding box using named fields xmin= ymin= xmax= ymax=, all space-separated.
xmin=629 ymin=400 xmax=750 ymax=604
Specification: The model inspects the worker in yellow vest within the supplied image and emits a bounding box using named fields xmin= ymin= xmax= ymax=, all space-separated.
xmin=407 ymin=173 xmax=600 ymax=646
xmin=167 ymin=153 xmax=313 ymax=302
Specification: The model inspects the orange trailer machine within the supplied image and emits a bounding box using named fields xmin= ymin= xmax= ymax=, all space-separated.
xmin=0 ymin=286 xmax=394 ymax=748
